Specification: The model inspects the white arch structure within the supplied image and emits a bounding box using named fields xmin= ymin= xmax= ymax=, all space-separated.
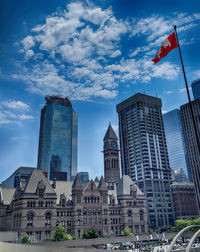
xmin=168 ymin=225 xmax=200 ymax=252
xmin=185 ymin=228 xmax=200 ymax=252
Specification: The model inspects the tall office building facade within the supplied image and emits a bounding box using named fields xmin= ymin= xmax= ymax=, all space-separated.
xmin=163 ymin=109 xmax=191 ymax=182
xmin=191 ymin=78 xmax=200 ymax=100
xmin=116 ymin=93 xmax=174 ymax=229
xmin=37 ymin=96 xmax=78 ymax=181
xmin=180 ymin=98 xmax=200 ymax=211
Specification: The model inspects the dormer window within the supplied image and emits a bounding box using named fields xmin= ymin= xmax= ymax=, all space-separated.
xmin=38 ymin=189 xmax=44 ymax=198
xmin=61 ymin=199 xmax=65 ymax=207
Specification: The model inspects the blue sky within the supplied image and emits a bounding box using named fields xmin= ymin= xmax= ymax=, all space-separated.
xmin=1 ymin=0 xmax=200 ymax=181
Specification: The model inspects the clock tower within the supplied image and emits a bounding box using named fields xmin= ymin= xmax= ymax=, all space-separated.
xmin=103 ymin=124 xmax=120 ymax=184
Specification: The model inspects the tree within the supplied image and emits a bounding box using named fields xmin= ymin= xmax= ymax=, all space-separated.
xmin=121 ymin=227 xmax=133 ymax=236
xmin=21 ymin=234 xmax=30 ymax=244
xmin=82 ymin=228 xmax=98 ymax=239
xmin=53 ymin=226 xmax=72 ymax=241
xmin=171 ymin=218 xmax=200 ymax=232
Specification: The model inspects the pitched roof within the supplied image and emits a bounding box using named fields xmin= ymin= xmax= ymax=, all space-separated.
xmin=24 ymin=169 xmax=56 ymax=194
xmin=116 ymin=175 xmax=144 ymax=196
xmin=103 ymin=124 xmax=118 ymax=141
xmin=98 ymin=176 xmax=107 ymax=188
xmin=72 ymin=174 xmax=83 ymax=188
xmin=0 ymin=187 xmax=15 ymax=205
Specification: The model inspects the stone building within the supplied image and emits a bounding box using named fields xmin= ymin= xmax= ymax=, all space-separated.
xmin=0 ymin=169 xmax=147 ymax=242
xmin=171 ymin=182 xmax=199 ymax=219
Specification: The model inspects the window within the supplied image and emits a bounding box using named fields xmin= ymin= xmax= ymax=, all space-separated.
xmin=45 ymin=231 xmax=51 ymax=239
xmin=77 ymin=209 xmax=81 ymax=216
xmin=38 ymin=201 xmax=43 ymax=207
xmin=139 ymin=210 xmax=144 ymax=221
xmin=103 ymin=196 xmax=107 ymax=203
xmin=77 ymin=196 xmax=81 ymax=203
xmin=38 ymin=189 xmax=44 ymax=198
xmin=46 ymin=212 xmax=51 ymax=226
xmin=104 ymin=218 xmax=107 ymax=224
xmin=104 ymin=209 xmax=107 ymax=215
xmin=135 ymin=225 xmax=139 ymax=233
xmin=128 ymin=210 xmax=132 ymax=222
xmin=27 ymin=212 xmax=33 ymax=226
xmin=141 ymin=225 xmax=145 ymax=233
xmin=61 ymin=199 xmax=65 ymax=207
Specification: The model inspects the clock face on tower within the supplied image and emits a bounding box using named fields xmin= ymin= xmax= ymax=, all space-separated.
xmin=104 ymin=142 xmax=109 ymax=149
xmin=111 ymin=141 xmax=117 ymax=149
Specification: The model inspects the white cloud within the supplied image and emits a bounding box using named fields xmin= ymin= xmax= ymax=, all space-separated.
xmin=0 ymin=101 xmax=33 ymax=125
xmin=14 ymin=3 xmax=200 ymax=101
xmin=179 ymin=87 xmax=191 ymax=93
xmin=19 ymin=114 xmax=34 ymax=120
xmin=164 ymin=90 xmax=174 ymax=94
xmin=2 ymin=101 xmax=30 ymax=110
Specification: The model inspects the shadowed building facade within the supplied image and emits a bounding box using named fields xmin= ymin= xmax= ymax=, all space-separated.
xmin=116 ymin=93 xmax=174 ymax=230
xmin=180 ymin=98 xmax=200 ymax=212
xmin=37 ymin=96 xmax=78 ymax=181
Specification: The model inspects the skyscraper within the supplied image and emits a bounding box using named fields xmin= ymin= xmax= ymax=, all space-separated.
xmin=191 ymin=78 xmax=200 ymax=100
xmin=37 ymin=96 xmax=78 ymax=181
xmin=163 ymin=109 xmax=191 ymax=182
xmin=180 ymin=98 xmax=200 ymax=211
xmin=116 ymin=93 xmax=174 ymax=229
xmin=103 ymin=124 xmax=120 ymax=184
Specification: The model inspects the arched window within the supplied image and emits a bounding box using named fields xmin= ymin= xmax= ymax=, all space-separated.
xmin=139 ymin=210 xmax=144 ymax=221
xmin=27 ymin=212 xmax=33 ymax=226
xmin=46 ymin=212 xmax=51 ymax=225
xmin=128 ymin=210 xmax=132 ymax=222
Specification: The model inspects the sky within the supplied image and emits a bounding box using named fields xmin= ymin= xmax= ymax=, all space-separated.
xmin=1 ymin=0 xmax=200 ymax=182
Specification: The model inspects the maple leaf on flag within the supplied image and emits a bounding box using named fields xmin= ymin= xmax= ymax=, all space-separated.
xmin=152 ymin=32 xmax=177 ymax=64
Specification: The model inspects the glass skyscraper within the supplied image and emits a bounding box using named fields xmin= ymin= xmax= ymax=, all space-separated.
xmin=191 ymin=78 xmax=200 ymax=100
xmin=37 ymin=96 xmax=78 ymax=181
xmin=116 ymin=93 xmax=174 ymax=229
xmin=163 ymin=109 xmax=191 ymax=182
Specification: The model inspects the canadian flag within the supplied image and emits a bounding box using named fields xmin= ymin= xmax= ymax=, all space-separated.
xmin=152 ymin=32 xmax=177 ymax=64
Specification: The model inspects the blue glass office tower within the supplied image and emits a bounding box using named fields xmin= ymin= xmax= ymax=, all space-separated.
xmin=163 ymin=109 xmax=191 ymax=182
xmin=117 ymin=93 xmax=174 ymax=230
xmin=191 ymin=78 xmax=200 ymax=100
xmin=37 ymin=96 xmax=78 ymax=181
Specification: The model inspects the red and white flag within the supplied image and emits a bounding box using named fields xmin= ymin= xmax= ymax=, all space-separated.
xmin=152 ymin=32 xmax=177 ymax=64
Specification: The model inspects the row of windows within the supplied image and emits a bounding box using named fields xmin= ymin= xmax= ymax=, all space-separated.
xmin=27 ymin=201 xmax=54 ymax=208
xmin=84 ymin=197 xmax=100 ymax=203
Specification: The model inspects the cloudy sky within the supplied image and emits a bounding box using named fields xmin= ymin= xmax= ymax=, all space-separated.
xmin=1 ymin=0 xmax=200 ymax=181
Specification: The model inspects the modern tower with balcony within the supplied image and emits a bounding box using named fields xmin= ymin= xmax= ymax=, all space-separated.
xmin=116 ymin=93 xmax=174 ymax=229
xmin=37 ymin=96 xmax=78 ymax=181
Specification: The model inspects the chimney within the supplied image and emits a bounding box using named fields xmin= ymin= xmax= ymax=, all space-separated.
xmin=20 ymin=178 xmax=26 ymax=190
xmin=52 ymin=178 xmax=56 ymax=189
xmin=42 ymin=170 xmax=48 ymax=178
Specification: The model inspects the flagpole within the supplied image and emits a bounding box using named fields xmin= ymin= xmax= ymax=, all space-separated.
xmin=174 ymin=25 xmax=200 ymax=177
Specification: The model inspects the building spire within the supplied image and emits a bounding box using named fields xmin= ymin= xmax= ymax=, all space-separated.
xmin=103 ymin=124 xmax=118 ymax=141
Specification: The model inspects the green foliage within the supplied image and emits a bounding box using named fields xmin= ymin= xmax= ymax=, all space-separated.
xmin=171 ymin=218 xmax=200 ymax=232
xmin=53 ymin=226 xmax=72 ymax=241
xmin=21 ymin=234 xmax=30 ymax=244
xmin=103 ymin=234 xmax=109 ymax=238
xmin=82 ymin=228 xmax=98 ymax=239
xmin=121 ymin=227 xmax=134 ymax=236
xmin=72 ymin=235 xmax=79 ymax=240
xmin=64 ymin=234 xmax=72 ymax=240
